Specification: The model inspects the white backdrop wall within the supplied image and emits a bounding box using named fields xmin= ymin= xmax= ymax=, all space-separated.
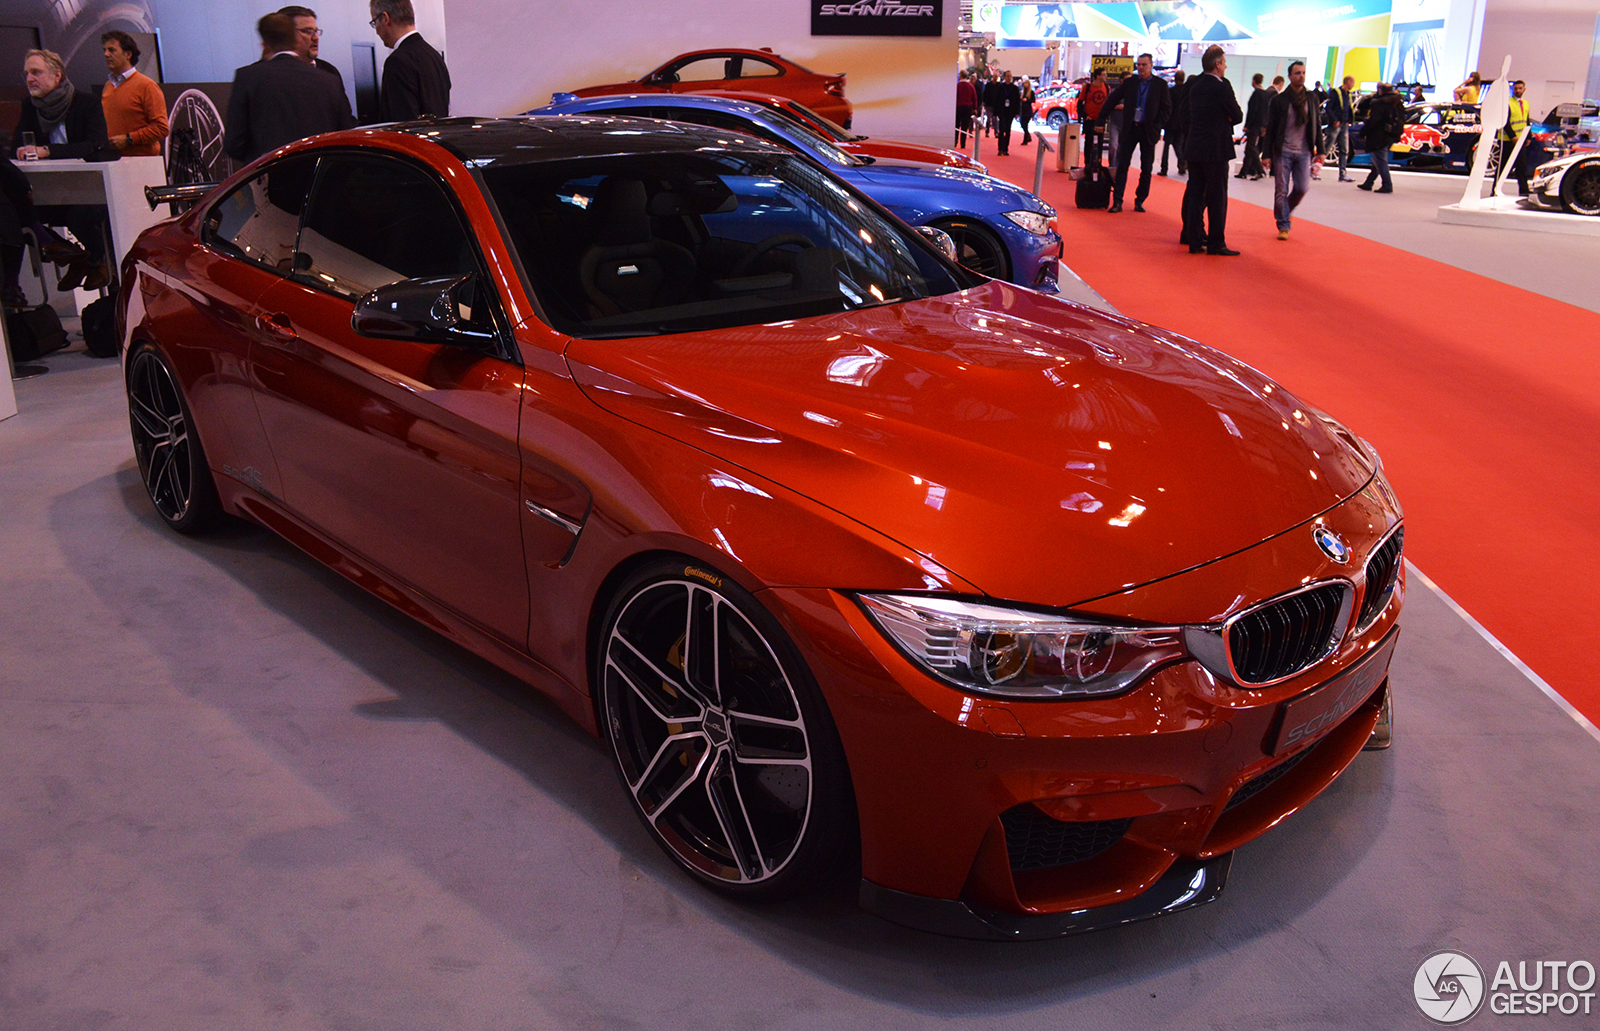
xmin=442 ymin=0 xmax=960 ymax=146
xmin=1476 ymin=0 xmax=1600 ymax=115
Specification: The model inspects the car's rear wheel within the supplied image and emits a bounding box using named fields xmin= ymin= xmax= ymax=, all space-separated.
xmin=930 ymin=217 xmax=1011 ymax=281
xmin=1560 ymin=158 xmax=1600 ymax=216
xmin=597 ymin=558 xmax=855 ymax=899
xmin=127 ymin=343 xmax=221 ymax=534
xmin=1046 ymin=110 xmax=1067 ymax=130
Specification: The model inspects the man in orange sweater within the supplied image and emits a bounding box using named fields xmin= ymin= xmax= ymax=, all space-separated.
xmin=100 ymin=30 xmax=168 ymax=157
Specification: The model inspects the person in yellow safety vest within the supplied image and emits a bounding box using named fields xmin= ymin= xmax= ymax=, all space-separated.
xmin=1496 ymin=79 xmax=1532 ymax=195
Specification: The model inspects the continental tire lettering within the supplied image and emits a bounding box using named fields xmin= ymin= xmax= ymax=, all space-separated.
xmin=683 ymin=566 xmax=723 ymax=588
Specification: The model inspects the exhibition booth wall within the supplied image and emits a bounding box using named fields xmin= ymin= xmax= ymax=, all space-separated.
xmin=440 ymin=0 xmax=962 ymax=147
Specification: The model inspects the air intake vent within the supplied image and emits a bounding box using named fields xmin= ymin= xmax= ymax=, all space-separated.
xmin=1226 ymin=582 xmax=1350 ymax=684
xmin=1224 ymin=748 xmax=1312 ymax=813
xmin=999 ymin=805 xmax=1131 ymax=873
xmin=1356 ymin=526 xmax=1404 ymax=631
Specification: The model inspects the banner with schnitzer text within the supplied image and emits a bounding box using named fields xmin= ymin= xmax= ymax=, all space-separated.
xmin=813 ymin=0 xmax=945 ymax=36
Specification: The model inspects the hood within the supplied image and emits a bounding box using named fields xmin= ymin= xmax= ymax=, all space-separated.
xmin=565 ymin=283 xmax=1372 ymax=607
xmin=852 ymin=162 xmax=1040 ymax=207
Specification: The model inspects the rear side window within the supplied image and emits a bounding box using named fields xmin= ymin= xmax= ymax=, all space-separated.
xmin=740 ymin=57 xmax=783 ymax=78
xmin=203 ymin=154 xmax=318 ymax=273
xmin=295 ymin=153 xmax=478 ymax=300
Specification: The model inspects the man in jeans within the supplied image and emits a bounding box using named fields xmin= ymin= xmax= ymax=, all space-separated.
xmin=1356 ymin=82 xmax=1404 ymax=193
xmin=1262 ymin=60 xmax=1322 ymax=239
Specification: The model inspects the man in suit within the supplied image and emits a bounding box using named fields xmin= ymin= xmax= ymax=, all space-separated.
xmin=370 ymin=0 xmax=451 ymax=122
xmin=1237 ymin=72 xmax=1269 ymax=178
xmin=1325 ymin=75 xmax=1356 ymax=181
xmin=225 ymin=13 xmax=355 ymax=165
xmin=13 ymin=49 xmax=119 ymax=290
xmin=1103 ymin=53 xmax=1171 ymax=213
xmin=1159 ymin=69 xmax=1188 ymax=176
xmin=993 ymin=71 xmax=1021 ymax=156
xmin=278 ymin=6 xmax=345 ymax=90
xmin=1181 ymin=45 xmax=1243 ymax=255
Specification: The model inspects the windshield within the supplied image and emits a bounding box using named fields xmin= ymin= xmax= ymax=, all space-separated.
xmin=783 ymin=100 xmax=854 ymax=141
xmin=482 ymin=151 xmax=977 ymax=339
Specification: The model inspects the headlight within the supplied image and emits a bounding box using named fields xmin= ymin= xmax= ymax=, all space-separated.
xmin=858 ymin=594 xmax=1186 ymax=699
xmin=1002 ymin=209 xmax=1052 ymax=235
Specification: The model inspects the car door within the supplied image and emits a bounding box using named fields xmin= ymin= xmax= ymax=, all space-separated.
xmin=249 ymin=149 xmax=529 ymax=646
xmin=174 ymin=153 xmax=319 ymax=501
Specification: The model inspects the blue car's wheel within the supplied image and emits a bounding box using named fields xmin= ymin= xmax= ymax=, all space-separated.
xmin=931 ymin=218 xmax=1010 ymax=281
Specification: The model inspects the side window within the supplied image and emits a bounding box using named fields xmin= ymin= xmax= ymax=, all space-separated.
xmin=203 ymin=154 xmax=318 ymax=273
xmin=672 ymin=57 xmax=732 ymax=82
xmin=295 ymin=154 xmax=478 ymax=301
xmin=740 ymin=58 xmax=783 ymax=79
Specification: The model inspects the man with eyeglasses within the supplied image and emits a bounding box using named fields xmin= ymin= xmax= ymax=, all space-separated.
xmin=224 ymin=12 xmax=353 ymax=163
xmin=369 ymin=0 xmax=450 ymax=122
xmin=277 ymin=6 xmax=345 ymax=90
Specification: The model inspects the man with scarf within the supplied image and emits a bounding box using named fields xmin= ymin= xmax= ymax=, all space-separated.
xmin=13 ymin=49 xmax=117 ymax=291
xmin=1261 ymin=60 xmax=1322 ymax=239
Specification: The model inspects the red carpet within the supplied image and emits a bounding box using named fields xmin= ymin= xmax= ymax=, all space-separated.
xmin=983 ymin=150 xmax=1600 ymax=726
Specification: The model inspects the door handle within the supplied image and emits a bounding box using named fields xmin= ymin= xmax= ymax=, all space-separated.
xmin=255 ymin=312 xmax=297 ymax=342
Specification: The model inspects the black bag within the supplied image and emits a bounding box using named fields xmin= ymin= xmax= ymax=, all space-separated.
xmin=5 ymin=303 xmax=68 ymax=362
xmin=82 ymin=296 xmax=118 ymax=358
xmin=1075 ymin=164 xmax=1112 ymax=209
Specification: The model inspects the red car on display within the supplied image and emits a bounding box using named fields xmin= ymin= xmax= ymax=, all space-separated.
xmin=121 ymin=117 xmax=1403 ymax=939
xmin=703 ymin=89 xmax=987 ymax=172
xmin=570 ymin=48 xmax=853 ymax=130
xmin=1034 ymin=85 xmax=1081 ymax=130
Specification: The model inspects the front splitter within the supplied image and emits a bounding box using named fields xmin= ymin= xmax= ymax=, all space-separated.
xmin=858 ymin=852 xmax=1233 ymax=941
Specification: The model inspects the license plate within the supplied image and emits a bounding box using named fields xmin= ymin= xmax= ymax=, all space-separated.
xmin=1268 ymin=629 xmax=1399 ymax=756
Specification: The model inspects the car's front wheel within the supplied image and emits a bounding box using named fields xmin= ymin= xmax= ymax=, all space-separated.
xmin=1046 ymin=110 xmax=1067 ymax=130
xmin=1560 ymin=157 xmax=1600 ymax=216
xmin=597 ymin=558 xmax=855 ymax=899
xmin=930 ymin=217 xmax=1011 ymax=281
xmin=126 ymin=343 xmax=221 ymax=534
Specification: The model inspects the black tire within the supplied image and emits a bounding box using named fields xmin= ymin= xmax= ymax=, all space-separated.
xmin=1561 ymin=158 xmax=1600 ymax=216
xmin=596 ymin=556 xmax=856 ymax=900
xmin=930 ymin=217 xmax=1012 ymax=281
xmin=126 ymin=343 xmax=222 ymax=534
xmin=1046 ymin=110 xmax=1067 ymax=130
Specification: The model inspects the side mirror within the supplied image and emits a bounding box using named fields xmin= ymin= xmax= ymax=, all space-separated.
xmin=351 ymin=274 xmax=497 ymax=348
xmin=916 ymin=224 xmax=960 ymax=262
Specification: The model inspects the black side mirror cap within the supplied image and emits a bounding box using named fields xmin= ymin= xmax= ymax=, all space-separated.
xmin=350 ymin=274 xmax=497 ymax=348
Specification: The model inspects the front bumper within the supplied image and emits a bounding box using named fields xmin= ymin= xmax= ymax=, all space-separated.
xmin=764 ymin=476 xmax=1402 ymax=936
xmin=1009 ymin=227 xmax=1063 ymax=292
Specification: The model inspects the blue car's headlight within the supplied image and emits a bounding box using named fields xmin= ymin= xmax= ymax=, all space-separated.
xmin=1002 ymin=209 xmax=1053 ymax=235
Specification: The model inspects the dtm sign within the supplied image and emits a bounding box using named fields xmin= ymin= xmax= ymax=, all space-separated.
xmin=812 ymin=0 xmax=943 ymax=36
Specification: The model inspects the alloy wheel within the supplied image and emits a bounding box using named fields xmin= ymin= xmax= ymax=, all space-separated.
xmin=934 ymin=219 xmax=1010 ymax=280
xmin=128 ymin=349 xmax=196 ymax=523
xmin=602 ymin=577 xmax=815 ymax=887
xmin=1564 ymin=161 xmax=1600 ymax=216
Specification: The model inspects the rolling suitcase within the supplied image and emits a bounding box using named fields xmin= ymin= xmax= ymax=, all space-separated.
xmin=1075 ymin=164 xmax=1112 ymax=209
xmin=4 ymin=303 xmax=69 ymax=362
xmin=82 ymin=296 xmax=118 ymax=358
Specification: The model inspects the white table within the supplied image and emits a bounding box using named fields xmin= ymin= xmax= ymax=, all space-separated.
xmin=2 ymin=156 xmax=168 ymax=413
xmin=19 ymin=155 xmax=169 ymax=271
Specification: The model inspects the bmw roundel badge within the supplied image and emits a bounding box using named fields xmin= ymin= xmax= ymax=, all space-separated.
xmin=1313 ymin=526 xmax=1351 ymax=564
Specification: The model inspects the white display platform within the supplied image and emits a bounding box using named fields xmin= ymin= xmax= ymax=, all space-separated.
xmin=1437 ymin=195 xmax=1600 ymax=237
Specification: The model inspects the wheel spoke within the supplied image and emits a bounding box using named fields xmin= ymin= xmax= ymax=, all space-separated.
xmin=612 ymin=630 xmax=710 ymax=715
xmin=130 ymin=394 xmax=167 ymax=439
xmin=631 ymin=730 xmax=705 ymax=796
xmin=146 ymin=442 xmax=176 ymax=499
xmin=682 ymin=586 xmax=721 ymax=707
xmin=644 ymin=739 xmax=711 ymax=822
xmin=608 ymin=655 xmax=703 ymax=726
xmin=704 ymin=749 xmax=766 ymax=881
